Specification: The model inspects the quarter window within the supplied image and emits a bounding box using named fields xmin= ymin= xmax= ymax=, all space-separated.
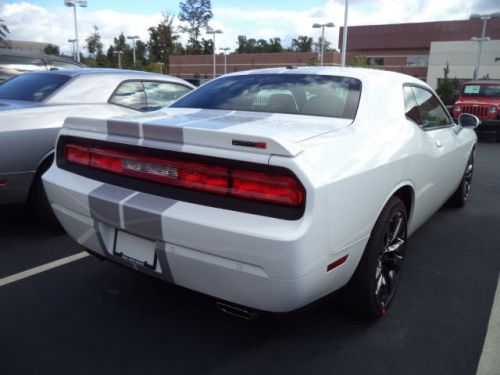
xmin=110 ymin=81 xmax=147 ymax=111
xmin=403 ymin=86 xmax=421 ymax=124
xmin=410 ymin=86 xmax=452 ymax=128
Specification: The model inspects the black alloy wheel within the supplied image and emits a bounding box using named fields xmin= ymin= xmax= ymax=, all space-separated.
xmin=448 ymin=149 xmax=475 ymax=208
xmin=345 ymin=196 xmax=407 ymax=319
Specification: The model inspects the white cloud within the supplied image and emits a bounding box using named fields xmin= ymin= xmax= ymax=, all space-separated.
xmin=0 ymin=0 xmax=493 ymax=56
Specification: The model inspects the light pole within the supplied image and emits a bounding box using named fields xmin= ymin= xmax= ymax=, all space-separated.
xmin=219 ymin=47 xmax=230 ymax=74
xmin=207 ymin=28 xmax=222 ymax=78
xmin=312 ymin=22 xmax=334 ymax=66
xmin=68 ymin=38 xmax=76 ymax=61
xmin=64 ymin=0 xmax=87 ymax=63
xmin=127 ymin=35 xmax=140 ymax=66
xmin=158 ymin=62 xmax=164 ymax=74
xmin=470 ymin=13 xmax=500 ymax=80
xmin=113 ymin=50 xmax=123 ymax=69
xmin=341 ymin=0 xmax=349 ymax=67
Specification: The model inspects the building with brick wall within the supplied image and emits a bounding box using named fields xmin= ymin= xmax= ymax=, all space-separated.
xmin=169 ymin=51 xmax=341 ymax=79
xmin=338 ymin=19 xmax=500 ymax=80
xmin=169 ymin=18 xmax=500 ymax=83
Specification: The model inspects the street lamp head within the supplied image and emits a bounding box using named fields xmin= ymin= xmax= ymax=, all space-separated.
xmin=312 ymin=23 xmax=321 ymax=28
xmin=470 ymin=12 xmax=500 ymax=20
xmin=68 ymin=38 xmax=76 ymax=42
xmin=127 ymin=35 xmax=140 ymax=40
xmin=64 ymin=0 xmax=75 ymax=7
xmin=325 ymin=22 xmax=335 ymax=27
xmin=79 ymin=0 xmax=87 ymax=7
xmin=207 ymin=28 xmax=222 ymax=34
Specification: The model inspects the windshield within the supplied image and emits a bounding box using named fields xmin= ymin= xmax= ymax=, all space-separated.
xmin=171 ymin=74 xmax=362 ymax=119
xmin=0 ymin=73 xmax=71 ymax=102
xmin=462 ymin=83 xmax=500 ymax=98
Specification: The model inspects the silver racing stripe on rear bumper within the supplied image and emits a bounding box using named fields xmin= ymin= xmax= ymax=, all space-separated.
xmin=88 ymin=183 xmax=177 ymax=280
xmin=122 ymin=193 xmax=176 ymax=239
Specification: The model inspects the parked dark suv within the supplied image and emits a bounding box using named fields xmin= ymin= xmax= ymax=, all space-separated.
xmin=0 ymin=49 xmax=86 ymax=83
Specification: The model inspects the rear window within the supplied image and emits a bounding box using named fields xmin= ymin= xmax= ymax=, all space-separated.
xmin=171 ymin=74 xmax=362 ymax=119
xmin=0 ymin=73 xmax=70 ymax=102
xmin=462 ymin=84 xmax=500 ymax=97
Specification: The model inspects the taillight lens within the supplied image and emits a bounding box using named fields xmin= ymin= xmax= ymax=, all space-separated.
xmin=231 ymin=170 xmax=303 ymax=206
xmin=64 ymin=144 xmax=304 ymax=206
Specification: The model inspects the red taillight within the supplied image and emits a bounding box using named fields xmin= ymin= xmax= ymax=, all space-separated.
xmin=66 ymin=144 xmax=89 ymax=165
xmin=64 ymin=144 xmax=304 ymax=206
xmin=231 ymin=170 xmax=303 ymax=206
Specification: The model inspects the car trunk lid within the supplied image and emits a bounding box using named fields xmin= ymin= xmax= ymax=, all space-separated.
xmin=63 ymin=108 xmax=352 ymax=157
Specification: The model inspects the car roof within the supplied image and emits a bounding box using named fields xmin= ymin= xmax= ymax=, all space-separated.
xmin=23 ymin=68 xmax=194 ymax=88
xmin=222 ymin=66 xmax=426 ymax=87
xmin=0 ymin=48 xmax=86 ymax=66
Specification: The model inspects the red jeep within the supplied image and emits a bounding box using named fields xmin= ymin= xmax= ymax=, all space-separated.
xmin=452 ymin=80 xmax=500 ymax=142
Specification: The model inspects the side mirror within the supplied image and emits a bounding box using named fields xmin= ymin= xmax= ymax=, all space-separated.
xmin=458 ymin=113 xmax=481 ymax=129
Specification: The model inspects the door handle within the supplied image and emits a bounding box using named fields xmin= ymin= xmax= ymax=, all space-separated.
xmin=435 ymin=140 xmax=442 ymax=148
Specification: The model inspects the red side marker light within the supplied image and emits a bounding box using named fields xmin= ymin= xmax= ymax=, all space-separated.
xmin=327 ymin=255 xmax=349 ymax=272
xmin=0 ymin=179 xmax=7 ymax=186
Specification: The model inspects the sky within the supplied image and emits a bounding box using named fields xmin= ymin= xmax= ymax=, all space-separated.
xmin=0 ymin=0 xmax=498 ymax=56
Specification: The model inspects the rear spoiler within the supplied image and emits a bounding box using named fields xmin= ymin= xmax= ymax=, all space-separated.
xmin=61 ymin=116 xmax=303 ymax=157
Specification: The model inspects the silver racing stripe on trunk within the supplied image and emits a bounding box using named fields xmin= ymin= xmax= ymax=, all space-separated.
xmin=122 ymin=193 xmax=176 ymax=240
xmin=107 ymin=119 xmax=141 ymax=138
xmin=142 ymin=124 xmax=184 ymax=144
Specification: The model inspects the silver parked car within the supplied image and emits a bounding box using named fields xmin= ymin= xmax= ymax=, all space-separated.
xmin=0 ymin=68 xmax=193 ymax=218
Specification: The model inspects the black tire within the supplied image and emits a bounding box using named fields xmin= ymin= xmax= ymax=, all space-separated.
xmin=28 ymin=158 xmax=61 ymax=228
xmin=345 ymin=196 xmax=407 ymax=319
xmin=448 ymin=149 xmax=475 ymax=208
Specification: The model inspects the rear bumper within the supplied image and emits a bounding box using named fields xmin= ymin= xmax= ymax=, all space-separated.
xmin=42 ymin=165 xmax=365 ymax=312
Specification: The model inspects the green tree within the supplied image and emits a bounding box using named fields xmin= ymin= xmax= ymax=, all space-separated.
xmin=436 ymin=62 xmax=460 ymax=105
xmin=178 ymin=0 xmax=213 ymax=53
xmin=85 ymin=26 xmax=104 ymax=57
xmin=313 ymin=37 xmax=331 ymax=52
xmin=267 ymin=37 xmax=283 ymax=53
xmin=236 ymin=35 xmax=283 ymax=53
xmin=348 ymin=54 xmax=370 ymax=67
xmin=44 ymin=44 xmax=60 ymax=56
xmin=291 ymin=35 xmax=312 ymax=52
xmin=148 ymin=13 xmax=182 ymax=67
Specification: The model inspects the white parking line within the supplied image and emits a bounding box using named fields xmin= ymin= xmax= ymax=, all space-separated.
xmin=0 ymin=251 xmax=90 ymax=287
xmin=476 ymin=274 xmax=500 ymax=375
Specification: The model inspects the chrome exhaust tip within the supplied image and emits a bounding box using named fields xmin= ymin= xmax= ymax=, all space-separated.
xmin=215 ymin=301 xmax=259 ymax=320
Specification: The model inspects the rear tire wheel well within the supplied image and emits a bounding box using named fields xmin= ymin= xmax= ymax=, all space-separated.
xmin=393 ymin=185 xmax=413 ymax=222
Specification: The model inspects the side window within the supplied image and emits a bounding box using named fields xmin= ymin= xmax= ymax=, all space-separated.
xmin=143 ymin=81 xmax=192 ymax=111
xmin=411 ymin=86 xmax=452 ymax=128
xmin=49 ymin=59 xmax=83 ymax=70
xmin=403 ymin=85 xmax=421 ymax=124
xmin=110 ymin=81 xmax=147 ymax=111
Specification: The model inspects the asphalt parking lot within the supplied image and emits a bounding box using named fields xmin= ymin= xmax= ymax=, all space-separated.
xmin=1 ymin=137 xmax=499 ymax=375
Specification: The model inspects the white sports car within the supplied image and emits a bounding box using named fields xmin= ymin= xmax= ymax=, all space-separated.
xmin=43 ymin=67 xmax=478 ymax=318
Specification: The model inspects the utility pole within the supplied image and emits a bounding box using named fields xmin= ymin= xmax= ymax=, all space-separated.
xmin=127 ymin=35 xmax=140 ymax=66
xmin=219 ymin=47 xmax=230 ymax=74
xmin=207 ymin=28 xmax=222 ymax=78
xmin=64 ymin=0 xmax=87 ymax=63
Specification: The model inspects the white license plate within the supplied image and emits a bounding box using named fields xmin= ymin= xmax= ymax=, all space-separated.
xmin=114 ymin=231 xmax=156 ymax=269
